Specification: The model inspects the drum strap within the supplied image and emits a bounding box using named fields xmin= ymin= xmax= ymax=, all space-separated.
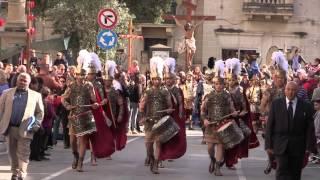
xmin=169 ymin=91 xmax=177 ymax=105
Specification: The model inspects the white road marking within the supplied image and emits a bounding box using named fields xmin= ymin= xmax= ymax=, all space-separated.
xmin=41 ymin=136 xmax=142 ymax=180
xmin=236 ymin=160 xmax=247 ymax=180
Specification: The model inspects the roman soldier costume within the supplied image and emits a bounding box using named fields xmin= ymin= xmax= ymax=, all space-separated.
xmin=62 ymin=68 xmax=99 ymax=172
xmin=139 ymin=61 xmax=173 ymax=174
xmin=160 ymin=73 xmax=187 ymax=161
xmin=87 ymin=67 xmax=115 ymax=160
xmin=201 ymin=82 xmax=236 ymax=176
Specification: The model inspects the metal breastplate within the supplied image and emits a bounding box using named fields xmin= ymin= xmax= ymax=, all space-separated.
xmin=145 ymin=88 xmax=168 ymax=120
xmin=230 ymin=87 xmax=243 ymax=111
xmin=270 ymin=87 xmax=285 ymax=101
xmin=69 ymin=82 xmax=92 ymax=115
xmin=247 ymin=86 xmax=261 ymax=104
xmin=207 ymin=90 xmax=232 ymax=122
xmin=106 ymin=88 xmax=119 ymax=118
xmin=168 ymin=86 xmax=181 ymax=106
xmin=93 ymin=80 xmax=105 ymax=100
xmin=183 ymin=82 xmax=193 ymax=99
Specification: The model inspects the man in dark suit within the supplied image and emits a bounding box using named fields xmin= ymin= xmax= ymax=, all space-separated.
xmin=265 ymin=81 xmax=314 ymax=180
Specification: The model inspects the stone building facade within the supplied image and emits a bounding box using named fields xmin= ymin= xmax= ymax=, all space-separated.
xmin=1 ymin=0 xmax=319 ymax=69
xmin=135 ymin=0 xmax=320 ymax=70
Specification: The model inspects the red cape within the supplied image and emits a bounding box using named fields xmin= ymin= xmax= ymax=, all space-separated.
xmin=103 ymin=90 xmax=128 ymax=151
xmin=113 ymin=97 xmax=129 ymax=151
xmin=159 ymin=89 xmax=187 ymax=160
xmin=90 ymin=88 xmax=115 ymax=158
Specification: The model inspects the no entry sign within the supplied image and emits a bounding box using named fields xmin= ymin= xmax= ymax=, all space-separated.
xmin=97 ymin=8 xmax=118 ymax=29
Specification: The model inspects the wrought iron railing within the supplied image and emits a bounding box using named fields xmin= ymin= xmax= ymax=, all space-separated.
xmin=243 ymin=2 xmax=294 ymax=14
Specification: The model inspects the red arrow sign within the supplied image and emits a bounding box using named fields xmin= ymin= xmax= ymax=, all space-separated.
xmin=97 ymin=8 xmax=118 ymax=29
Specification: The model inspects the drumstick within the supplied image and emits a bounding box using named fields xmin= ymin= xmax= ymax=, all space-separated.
xmin=156 ymin=109 xmax=175 ymax=113
xmin=78 ymin=104 xmax=102 ymax=108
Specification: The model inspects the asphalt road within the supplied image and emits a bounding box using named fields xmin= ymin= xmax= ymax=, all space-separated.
xmin=0 ymin=130 xmax=319 ymax=180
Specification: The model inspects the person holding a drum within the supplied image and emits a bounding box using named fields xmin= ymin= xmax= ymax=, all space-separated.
xmin=139 ymin=68 xmax=173 ymax=174
xmin=62 ymin=68 xmax=100 ymax=172
xmin=159 ymin=73 xmax=187 ymax=162
xmin=201 ymin=77 xmax=239 ymax=176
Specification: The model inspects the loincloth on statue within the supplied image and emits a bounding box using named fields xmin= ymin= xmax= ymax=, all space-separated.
xmin=177 ymin=37 xmax=196 ymax=54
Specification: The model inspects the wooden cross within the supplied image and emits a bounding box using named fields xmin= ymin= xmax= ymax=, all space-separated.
xmin=163 ymin=0 xmax=216 ymax=22
xmin=119 ymin=19 xmax=143 ymax=67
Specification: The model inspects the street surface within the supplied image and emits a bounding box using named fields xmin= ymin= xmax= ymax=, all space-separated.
xmin=0 ymin=130 xmax=319 ymax=180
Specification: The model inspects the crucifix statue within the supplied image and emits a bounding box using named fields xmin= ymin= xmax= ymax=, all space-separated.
xmin=163 ymin=0 xmax=215 ymax=70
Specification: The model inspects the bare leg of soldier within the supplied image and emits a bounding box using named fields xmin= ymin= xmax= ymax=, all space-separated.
xmin=89 ymin=140 xmax=97 ymax=166
xmin=207 ymin=143 xmax=216 ymax=173
xmin=214 ymin=143 xmax=224 ymax=176
xmin=77 ymin=135 xmax=89 ymax=172
xmin=146 ymin=142 xmax=159 ymax=174
xmin=70 ymin=134 xmax=79 ymax=169
xmin=153 ymin=141 xmax=161 ymax=173
xmin=144 ymin=142 xmax=152 ymax=166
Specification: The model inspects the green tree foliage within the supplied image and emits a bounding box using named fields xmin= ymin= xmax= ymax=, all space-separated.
xmin=32 ymin=0 xmax=175 ymax=62
xmin=34 ymin=0 xmax=133 ymax=61
xmin=120 ymin=0 xmax=173 ymax=23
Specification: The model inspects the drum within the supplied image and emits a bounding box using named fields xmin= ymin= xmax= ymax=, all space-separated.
xmin=151 ymin=115 xmax=180 ymax=143
xmin=216 ymin=120 xmax=244 ymax=149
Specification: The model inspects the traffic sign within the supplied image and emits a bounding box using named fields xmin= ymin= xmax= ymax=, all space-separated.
xmin=97 ymin=30 xmax=118 ymax=50
xmin=97 ymin=8 xmax=118 ymax=29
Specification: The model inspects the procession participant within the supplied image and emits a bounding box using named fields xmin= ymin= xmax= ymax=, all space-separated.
xmin=201 ymin=77 xmax=238 ymax=176
xmin=0 ymin=73 xmax=44 ymax=180
xmin=246 ymin=74 xmax=262 ymax=133
xmin=271 ymin=50 xmax=289 ymax=74
xmin=86 ymin=66 xmax=115 ymax=163
xmin=101 ymin=72 xmax=127 ymax=152
xmin=240 ymin=72 xmax=250 ymax=90
xmin=193 ymin=70 xmax=215 ymax=144
xmin=139 ymin=65 xmax=173 ymax=174
xmin=181 ymin=71 xmax=195 ymax=130
xmin=225 ymin=53 xmax=241 ymax=78
xmin=159 ymin=73 xmax=187 ymax=162
xmin=265 ymin=81 xmax=314 ymax=180
xmin=214 ymin=59 xmax=225 ymax=78
xmin=112 ymin=71 xmax=129 ymax=151
xmin=61 ymin=68 xmax=99 ymax=172
xmin=225 ymin=75 xmax=259 ymax=169
xmin=260 ymin=69 xmax=286 ymax=174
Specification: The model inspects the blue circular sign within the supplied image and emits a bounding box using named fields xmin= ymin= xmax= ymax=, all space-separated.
xmin=97 ymin=30 xmax=118 ymax=50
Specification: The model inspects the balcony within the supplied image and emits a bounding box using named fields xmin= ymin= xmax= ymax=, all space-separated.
xmin=243 ymin=1 xmax=294 ymax=21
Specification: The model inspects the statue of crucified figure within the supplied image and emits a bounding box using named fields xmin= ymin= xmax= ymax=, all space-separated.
xmin=173 ymin=15 xmax=207 ymax=70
